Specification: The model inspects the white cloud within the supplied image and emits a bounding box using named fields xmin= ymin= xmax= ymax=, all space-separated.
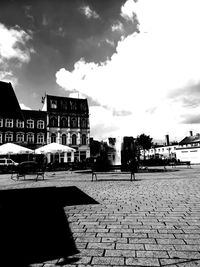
xmin=111 ymin=21 xmax=124 ymax=32
xmin=120 ymin=0 xmax=137 ymax=21
xmin=0 ymin=23 xmax=34 ymax=83
xmin=56 ymin=0 xmax=200 ymax=142
xmin=80 ymin=5 xmax=100 ymax=19
xmin=0 ymin=23 xmax=33 ymax=62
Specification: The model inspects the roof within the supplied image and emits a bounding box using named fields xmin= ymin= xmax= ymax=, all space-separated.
xmin=179 ymin=135 xmax=200 ymax=145
xmin=45 ymin=94 xmax=89 ymax=114
xmin=0 ymin=81 xmax=24 ymax=120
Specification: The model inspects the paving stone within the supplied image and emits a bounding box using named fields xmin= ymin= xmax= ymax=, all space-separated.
xmin=136 ymin=250 xmax=169 ymax=258
xmin=116 ymin=243 xmax=144 ymax=250
xmin=2 ymin=167 xmax=200 ymax=266
xmin=125 ymin=257 xmax=160 ymax=266
xmin=92 ymin=256 xmax=124 ymax=265
xmin=168 ymin=251 xmax=200 ymax=259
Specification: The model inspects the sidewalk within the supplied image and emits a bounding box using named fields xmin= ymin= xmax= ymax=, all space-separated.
xmin=0 ymin=166 xmax=200 ymax=266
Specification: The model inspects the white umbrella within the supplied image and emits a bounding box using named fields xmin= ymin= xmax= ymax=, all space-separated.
xmin=34 ymin=142 xmax=76 ymax=154
xmin=0 ymin=143 xmax=34 ymax=155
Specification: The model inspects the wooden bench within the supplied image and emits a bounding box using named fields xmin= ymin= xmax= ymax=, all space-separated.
xmin=91 ymin=165 xmax=136 ymax=182
xmin=169 ymin=161 xmax=191 ymax=168
xmin=11 ymin=161 xmax=45 ymax=181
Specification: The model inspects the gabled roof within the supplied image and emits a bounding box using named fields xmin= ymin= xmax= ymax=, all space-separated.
xmin=179 ymin=135 xmax=200 ymax=145
xmin=0 ymin=81 xmax=24 ymax=120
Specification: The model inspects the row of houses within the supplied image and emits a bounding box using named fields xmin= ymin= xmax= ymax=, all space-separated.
xmin=0 ymin=81 xmax=90 ymax=163
xmin=140 ymin=133 xmax=200 ymax=164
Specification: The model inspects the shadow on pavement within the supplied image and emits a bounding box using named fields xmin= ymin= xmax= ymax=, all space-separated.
xmin=0 ymin=186 xmax=98 ymax=266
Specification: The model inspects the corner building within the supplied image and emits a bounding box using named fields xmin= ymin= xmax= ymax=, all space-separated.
xmin=42 ymin=94 xmax=90 ymax=162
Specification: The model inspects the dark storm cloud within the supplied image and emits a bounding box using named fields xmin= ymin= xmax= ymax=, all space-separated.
xmin=0 ymin=0 xmax=139 ymax=110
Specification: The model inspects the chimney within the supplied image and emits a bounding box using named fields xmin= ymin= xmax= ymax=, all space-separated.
xmin=189 ymin=131 xmax=193 ymax=136
xmin=165 ymin=134 xmax=170 ymax=146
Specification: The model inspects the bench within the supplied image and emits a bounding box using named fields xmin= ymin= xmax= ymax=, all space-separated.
xmin=91 ymin=165 xmax=136 ymax=182
xmin=169 ymin=161 xmax=191 ymax=168
xmin=11 ymin=161 xmax=45 ymax=181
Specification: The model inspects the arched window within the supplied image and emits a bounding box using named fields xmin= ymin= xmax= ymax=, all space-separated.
xmin=72 ymin=134 xmax=77 ymax=145
xmin=50 ymin=117 xmax=57 ymax=127
xmin=51 ymin=133 xmax=56 ymax=143
xmin=37 ymin=120 xmax=44 ymax=129
xmin=70 ymin=117 xmax=78 ymax=128
xmin=5 ymin=132 xmax=13 ymax=142
xmin=62 ymin=134 xmax=67 ymax=145
xmin=37 ymin=133 xmax=44 ymax=144
xmin=82 ymin=134 xmax=86 ymax=145
xmin=81 ymin=118 xmax=87 ymax=128
xmin=16 ymin=132 xmax=24 ymax=142
xmin=27 ymin=132 xmax=34 ymax=143
xmin=60 ymin=117 xmax=68 ymax=128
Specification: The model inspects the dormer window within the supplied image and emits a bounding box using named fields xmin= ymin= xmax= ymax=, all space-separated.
xmin=50 ymin=100 xmax=57 ymax=109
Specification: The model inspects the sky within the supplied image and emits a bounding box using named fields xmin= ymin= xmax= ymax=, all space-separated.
xmin=1 ymin=0 xmax=200 ymax=143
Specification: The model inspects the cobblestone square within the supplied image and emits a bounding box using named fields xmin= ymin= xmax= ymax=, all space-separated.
xmin=1 ymin=166 xmax=200 ymax=266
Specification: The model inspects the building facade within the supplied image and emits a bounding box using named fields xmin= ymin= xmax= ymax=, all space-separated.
xmin=42 ymin=94 xmax=90 ymax=162
xmin=176 ymin=132 xmax=200 ymax=164
xmin=0 ymin=81 xmax=90 ymax=163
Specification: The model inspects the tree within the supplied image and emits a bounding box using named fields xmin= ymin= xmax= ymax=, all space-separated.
xmin=136 ymin=133 xmax=153 ymax=161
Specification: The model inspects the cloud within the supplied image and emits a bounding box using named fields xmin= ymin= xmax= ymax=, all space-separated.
xmin=0 ymin=23 xmax=34 ymax=82
xmin=0 ymin=23 xmax=33 ymax=62
xmin=56 ymin=0 xmax=200 ymax=141
xmin=120 ymin=0 xmax=137 ymax=22
xmin=80 ymin=5 xmax=100 ymax=19
xmin=111 ymin=21 xmax=124 ymax=32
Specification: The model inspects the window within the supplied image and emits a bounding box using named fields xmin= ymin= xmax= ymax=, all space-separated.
xmin=0 ymin=118 xmax=3 ymax=127
xmin=67 ymin=152 xmax=71 ymax=162
xmin=51 ymin=133 xmax=56 ymax=143
xmin=27 ymin=119 xmax=34 ymax=129
xmin=62 ymin=134 xmax=67 ymax=145
xmin=5 ymin=132 xmax=13 ymax=142
xmin=37 ymin=120 xmax=44 ymax=129
xmin=50 ymin=117 xmax=57 ymax=127
xmin=74 ymin=151 xmax=79 ymax=162
xmin=16 ymin=133 xmax=24 ymax=142
xmin=37 ymin=133 xmax=44 ymax=144
xmin=81 ymin=118 xmax=87 ymax=128
xmin=60 ymin=117 xmax=68 ymax=128
xmin=16 ymin=119 xmax=24 ymax=128
xmin=0 ymin=133 xmax=2 ymax=143
xmin=50 ymin=99 xmax=57 ymax=109
xmin=82 ymin=134 xmax=86 ymax=145
xmin=72 ymin=134 xmax=77 ymax=145
xmin=70 ymin=117 xmax=78 ymax=128
xmin=27 ymin=133 xmax=34 ymax=143
xmin=5 ymin=119 xmax=13 ymax=128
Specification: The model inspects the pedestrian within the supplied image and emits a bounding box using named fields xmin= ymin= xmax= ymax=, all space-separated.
xmin=129 ymin=157 xmax=138 ymax=181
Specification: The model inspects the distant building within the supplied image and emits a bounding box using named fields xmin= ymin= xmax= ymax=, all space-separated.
xmin=0 ymin=81 xmax=90 ymax=163
xmin=176 ymin=131 xmax=200 ymax=164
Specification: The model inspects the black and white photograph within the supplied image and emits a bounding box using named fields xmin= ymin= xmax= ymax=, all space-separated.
xmin=0 ymin=0 xmax=200 ymax=266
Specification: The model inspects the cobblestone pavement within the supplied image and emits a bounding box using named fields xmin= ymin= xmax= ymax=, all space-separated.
xmin=1 ymin=165 xmax=200 ymax=266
